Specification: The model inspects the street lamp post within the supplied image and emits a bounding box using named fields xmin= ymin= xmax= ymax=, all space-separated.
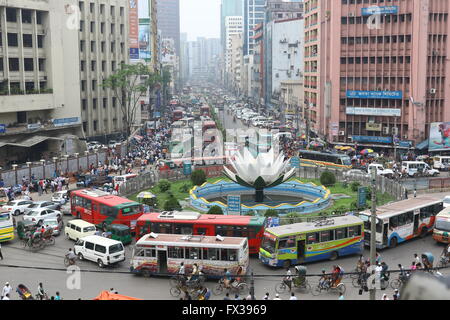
xmin=12 ymin=164 xmax=18 ymax=185
xmin=369 ymin=166 xmax=377 ymax=301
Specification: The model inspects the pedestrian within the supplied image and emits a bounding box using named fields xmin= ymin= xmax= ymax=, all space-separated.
xmin=37 ymin=283 xmax=45 ymax=300
xmin=1 ymin=282 xmax=11 ymax=299
xmin=2 ymin=293 xmax=10 ymax=300
xmin=223 ymin=292 xmax=230 ymax=300
xmin=405 ymin=189 xmax=408 ymax=199
xmin=54 ymin=292 xmax=61 ymax=300
xmin=289 ymin=292 xmax=297 ymax=300
xmin=273 ymin=293 xmax=282 ymax=300
xmin=414 ymin=189 xmax=417 ymax=198
xmin=381 ymin=293 xmax=389 ymax=300
xmin=234 ymin=294 xmax=240 ymax=300
xmin=376 ymin=252 xmax=381 ymax=264
xmin=0 ymin=242 xmax=3 ymax=259
xmin=262 ymin=292 xmax=269 ymax=300
xmin=414 ymin=253 xmax=420 ymax=264
xmin=393 ymin=289 xmax=400 ymax=300
xmin=338 ymin=293 xmax=345 ymax=300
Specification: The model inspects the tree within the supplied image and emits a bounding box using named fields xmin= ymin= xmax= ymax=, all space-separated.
xmin=158 ymin=179 xmax=171 ymax=192
xmin=102 ymin=63 xmax=161 ymax=142
xmin=320 ymin=171 xmax=336 ymax=187
xmin=207 ymin=206 xmax=224 ymax=215
xmin=191 ymin=169 xmax=207 ymax=186
xmin=264 ymin=209 xmax=279 ymax=217
xmin=163 ymin=195 xmax=181 ymax=211
xmin=162 ymin=66 xmax=172 ymax=105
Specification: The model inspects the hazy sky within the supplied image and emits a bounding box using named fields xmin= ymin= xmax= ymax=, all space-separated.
xmin=180 ymin=0 xmax=221 ymax=41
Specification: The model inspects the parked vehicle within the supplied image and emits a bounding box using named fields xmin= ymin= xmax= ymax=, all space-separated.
xmin=74 ymin=235 xmax=126 ymax=268
xmin=23 ymin=201 xmax=61 ymax=215
xmin=65 ymin=219 xmax=97 ymax=241
xmin=2 ymin=200 xmax=34 ymax=216
xmin=401 ymin=161 xmax=439 ymax=177
xmin=23 ymin=208 xmax=62 ymax=224
xmin=367 ymin=164 xmax=394 ymax=177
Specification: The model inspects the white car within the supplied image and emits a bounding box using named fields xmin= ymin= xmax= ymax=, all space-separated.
xmin=43 ymin=218 xmax=64 ymax=236
xmin=2 ymin=200 xmax=34 ymax=216
xmin=344 ymin=169 xmax=370 ymax=179
xmin=51 ymin=191 xmax=68 ymax=204
xmin=444 ymin=196 xmax=450 ymax=208
xmin=23 ymin=201 xmax=61 ymax=215
xmin=23 ymin=208 xmax=62 ymax=224
xmin=87 ymin=141 xmax=102 ymax=151
xmin=367 ymin=164 xmax=394 ymax=177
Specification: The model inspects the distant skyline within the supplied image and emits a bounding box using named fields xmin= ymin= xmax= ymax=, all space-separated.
xmin=180 ymin=0 xmax=221 ymax=41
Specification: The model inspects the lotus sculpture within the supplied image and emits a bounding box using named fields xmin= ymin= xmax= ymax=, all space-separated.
xmin=223 ymin=148 xmax=296 ymax=203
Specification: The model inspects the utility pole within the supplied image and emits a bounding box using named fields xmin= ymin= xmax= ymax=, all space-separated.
xmin=250 ymin=270 xmax=255 ymax=300
xmin=306 ymin=103 xmax=311 ymax=147
xmin=369 ymin=166 xmax=377 ymax=301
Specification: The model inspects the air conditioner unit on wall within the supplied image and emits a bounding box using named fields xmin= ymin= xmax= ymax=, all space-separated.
xmin=430 ymin=88 xmax=437 ymax=94
xmin=392 ymin=127 xmax=399 ymax=135
xmin=339 ymin=131 xmax=345 ymax=136
xmin=383 ymin=127 xmax=390 ymax=134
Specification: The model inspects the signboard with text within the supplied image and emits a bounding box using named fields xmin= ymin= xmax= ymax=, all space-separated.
xmin=352 ymin=135 xmax=393 ymax=144
xmin=290 ymin=157 xmax=300 ymax=169
xmin=227 ymin=195 xmax=241 ymax=215
xmin=129 ymin=0 xmax=139 ymax=60
xmin=366 ymin=123 xmax=382 ymax=131
xmin=346 ymin=90 xmax=403 ymax=100
xmin=0 ymin=124 xmax=6 ymax=133
xmin=346 ymin=107 xmax=401 ymax=117
xmin=357 ymin=187 xmax=367 ymax=208
xmin=362 ymin=5 xmax=399 ymax=16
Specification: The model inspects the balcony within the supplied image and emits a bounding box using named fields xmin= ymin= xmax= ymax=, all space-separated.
xmin=0 ymin=92 xmax=55 ymax=113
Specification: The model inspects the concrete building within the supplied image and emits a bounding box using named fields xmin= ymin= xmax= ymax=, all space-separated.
xmin=79 ymin=0 xmax=129 ymax=141
xmin=0 ymin=0 xmax=85 ymax=166
xmin=180 ymin=33 xmax=189 ymax=88
xmin=156 ymin=0 xmax=179 ymax=57
xmin=230 ymin=33 xmax=244 ymax=96
xmin=265 ymin=18 xmax=304 ymax=110
xmin=252 ymin=23 xmax=264 ymax=104
xmin=243 ymin=0 xmax=266 ymax=55
xmin=265 ymin=0 xmax=304 ymax=23
xmin=225 ymin=16 xmax=243 ymax=74
xmin=221 ymin=0 xmax=243 ymax=51
xmin=305 ymin=0 xmax=450 ymax=149
xmin=187 ymin=37 xmax=221 ymax=83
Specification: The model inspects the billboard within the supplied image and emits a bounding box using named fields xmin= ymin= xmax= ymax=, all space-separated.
xmin=346 ymin=90 xmax=403 ymax=100
xmin=139 ymin=20 xmax=151 ymax=61
xmin=429 ymin=122 xmax=450 ymax=151
xmin=362 ymin=5 xmax=398 ymax=16
xmin=129 ymin=0 xmax=139 ymax=60
xmin=352 ymin=135 xmax=392 ymax=144
xmin=161 ymin=38 xmax=176 ymax=65
xmin=346 ymin=107 xmax=401 ymax=117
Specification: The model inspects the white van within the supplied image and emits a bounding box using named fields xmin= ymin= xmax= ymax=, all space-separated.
xmin=65 ymin=220 xmax=97 ymax=241
xmin=74 ymin=235 xmax=125 ymax=268
xmin=401 ymin=161 xmax=439 ymax=177
xmin=113 ymin=174 xmax=137 ymax=187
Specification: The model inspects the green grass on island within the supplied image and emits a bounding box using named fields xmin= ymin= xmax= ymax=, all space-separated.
xmin=130 ymin=175 xmax=395 ymax=216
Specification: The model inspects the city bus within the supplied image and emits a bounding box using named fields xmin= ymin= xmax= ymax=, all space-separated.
xmin=359 ymin=195 xmax=444 ymax=249
xmin=0 ymin=210 xmax=14 ymax=242
xmin=70 ymin=189 xmax=144 ymax=232
xmin=203 ymin=121 xmax=217 ymax=144
xmin=259 ymin=215 xmax=364 ymax=268
xmin=135 ymin=211 xmax=266 ymax=254
xmin=433 ymin=206 xmax=450 ymax=244
xmin=129 ymin=233 xmax=249 ymax=278
xmin=172 ymin=110 xmax=183 ymax=122
xmin=433 ymin=156 xmax=450 ymax=170
xmin=298 ymin=150 xmax=352 ymax=169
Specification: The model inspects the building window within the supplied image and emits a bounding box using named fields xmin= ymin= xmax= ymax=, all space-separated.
xmin=7 ymin=33 xmax=18 ymax=47
xmin=6 ymin=8 xmax=17 ymax=22
xmin=83 ymin=121 xmax=87 ymax=132
xmin=111 ymin=24 xmax=115 ymax=35
xmin=102 ymin=60 xmax=106 ymax=71
xmin=90 ymin=3 xmax=95 ymax=14
xmin=101 ymin=22 xmax=105 ymax=33
xmin=91 ymin=41 xmax=95 ymax=52
xmin=37 ymin=35 xmax=44 ymax=48
xmin=90 ymin=21 xmax=95 ymax=33
xmin=79 ymin=1 xmax=84 ymax=12
xmin=82 ymin=99 xmax=87 ymax=111
xmin=100 ymin=4 xmax=105 ymax=14
xmin=80 ymin=60 xmax=85 ymax=72
xmin=120 ymin=7 xmax=124 ymax=16
xmin=38 ymin=59 xmax=45 ymax=71
xmin=81 ymin=80 xmax=86 ymax=91
xmin=9 ymin=58 xmax=19 ymax=71
xmin=36 ymin=11 xmax=43 ymax=24
xmin=91 ymin=60 xmax=96 ymax=71
xmin=101 ymin=41 xmax=105 ymax=53
xmin=80 ymin=40 xmax=85 ymax=52
xmin=103 ymin=98 xmax=107 ymax=108
xmin=80 ymin=20 xmax=84 ymax=32
xmin=22 ymin=34 xmax=33 ymax=47
xmin=110 ymin=5 xmax=115 ymax=16
xmin=22 ymin=10 xmax=32 ymax=23
xmin=24 ymin=58 xmax=34 ymax=71
xmin=93 ymin=120 xmax=98 ymax=132
xmin=92 ymin=80 xmax=97 ymax=91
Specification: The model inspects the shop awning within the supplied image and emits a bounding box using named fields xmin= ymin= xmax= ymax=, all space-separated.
xmin=0 ymin=135 xmax=64 ymax=148
xmin=416 ymin=139 xmax=429 ymax=150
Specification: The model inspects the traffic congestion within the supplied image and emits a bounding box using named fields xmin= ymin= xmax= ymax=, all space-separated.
xmin=0 ymin=85 xmax=450 ymax=301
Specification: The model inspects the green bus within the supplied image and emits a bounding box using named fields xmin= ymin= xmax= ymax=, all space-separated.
xmin=259 ymin=215 xmax=364 ymax=268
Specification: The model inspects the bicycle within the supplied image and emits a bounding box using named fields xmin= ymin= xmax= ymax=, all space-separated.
xmin=275 ymin=277 xmax=311 ymax=294
xmin=213 ymin=278 xmax=249 ymax=296
xmin=390 ymin=273 xmax=409 ymax=290
xmin=311 ymin=279 xmax=346 ymax=296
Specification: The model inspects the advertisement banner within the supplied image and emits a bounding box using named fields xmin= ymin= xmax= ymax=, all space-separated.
xmin=366 ymin=123 xmax=382 ymax=131
xmin=346 ymin=107 xmax=401 ymax=117
xmin=429 ymin=122 xmax=450 ymax=151
xmin=0 ymin=124 xmax=6 ymax=133
xmin=53 ymin=117 xmax=80 ymax=127
xmin=139 ymin=20 xmax=151 ymax=61
xmin=362 ymin=5 xmax=399 ymax=16
xmin=227 ymin=195 xmax=241 ymax=215
xmin=331 ymin=123 xmax=339 ymax=136
xmin=357 ymin=187 xmax=367 ymax=208
xmin=129 ymin=0 xmax=139 ymax=60
xmin=352 ymin=135 xmax=393 ymax=144
xmin=290 ymin=157 xmax=300 ymax=169
xmin=346 ymin=90 xmax=403 ymax=100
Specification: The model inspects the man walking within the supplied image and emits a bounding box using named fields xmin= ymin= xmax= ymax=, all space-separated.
xmin=1 ymin=282 xmax=11 ymax=299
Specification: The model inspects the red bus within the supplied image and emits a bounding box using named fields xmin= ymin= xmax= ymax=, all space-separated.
xmin=203 ymin=120 xmax=217 ymax=143
xmin=135 ymin=211 xmax=266 ymax=254
xmin=70 ymin=189 xmax=144 ymax=232
xmin=173 ymin=110 xmax=183 ymax=122
xmin=201 ymin=105 xmax=210 ymax=116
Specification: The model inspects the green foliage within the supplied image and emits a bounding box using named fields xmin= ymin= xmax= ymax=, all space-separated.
xmin=244 ymin=211 xmax=255 ymax=216
xmin=350 ymin=181 xmax=361 ymax=192
xmin=142 ymin=197 xmax=157 ymax=208
xmin=320 ymin=171 xmax=336 ymax=187
xmin=191 ymin=169 xmax=207 ymax=186
xmin=207 ymin=206 xmax=224 ymax=215
xmin=264 ymin=209 xmax=279 ymax=217
xmin=179 ymin=183 xmax=192 ymax=193
xmin=163 ymin=195 xmax=182 ymax=211
xmin=158 ymin=179 xmax=171 ymax=192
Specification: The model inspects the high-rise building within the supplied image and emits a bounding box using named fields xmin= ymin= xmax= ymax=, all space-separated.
xmin=156 ymin=0 xmax=180 ymax=56
xmin=79 ymin=0 xmax=129 ymax=140
xmin=188 ymin=37 xmax=221 ymax=82
xmin=0 ymin=0 xmax=85 ymax=165
xmin=137 ymin=0 xmax=159 ymax=73
xmin=304 ymin=0 xmax=450 ymax=150
xmin=180 ymin=33 xmax=189 ymax=87
xmin=265 ymin=0 xmax=304 ymax=23
xmin=221 ymin=0 xmax=243 ymax=51
xmin=225 ymin=16 xmax=243 ymax=74
xmin=243 ymin=0 xmax=266 ymax=55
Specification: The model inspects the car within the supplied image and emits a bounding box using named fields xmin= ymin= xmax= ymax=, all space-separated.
xmin=60 ymin=202 xmax=71 ymax=216
xmin=108 ymin=140 xmax=118 ymax=148
xmin=344 ymin=169 xmax=370 ymax=179
xmin=87 ymin=141 xmax=102 ymax=151
xmin=23 ymin=208 xmax=62 ymax=224
xmin=23 ymin=201 xmax=61 ymax=215
xmin=443 ymin=196 xmax=450 ymax=208
xmin=51 ymin=191 xmax=68 ymax=204
xmin=42 ymin=218 xmax=64 ymax=236
xmin=2 ymin=200 xmax=34 ymax=216
xmin=367 ymin=164 xmax=394 ymax=177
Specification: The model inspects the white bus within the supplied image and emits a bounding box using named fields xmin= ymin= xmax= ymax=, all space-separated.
xmin=433 ymin=156 xmax=450 ymax=170
xmin=0 ymin=210 xmax=14 ymax=242
xmin=129 ymin=233 xmax=249 ymax=278
xmin=359 ymin=195 xmax=443 ymax=249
